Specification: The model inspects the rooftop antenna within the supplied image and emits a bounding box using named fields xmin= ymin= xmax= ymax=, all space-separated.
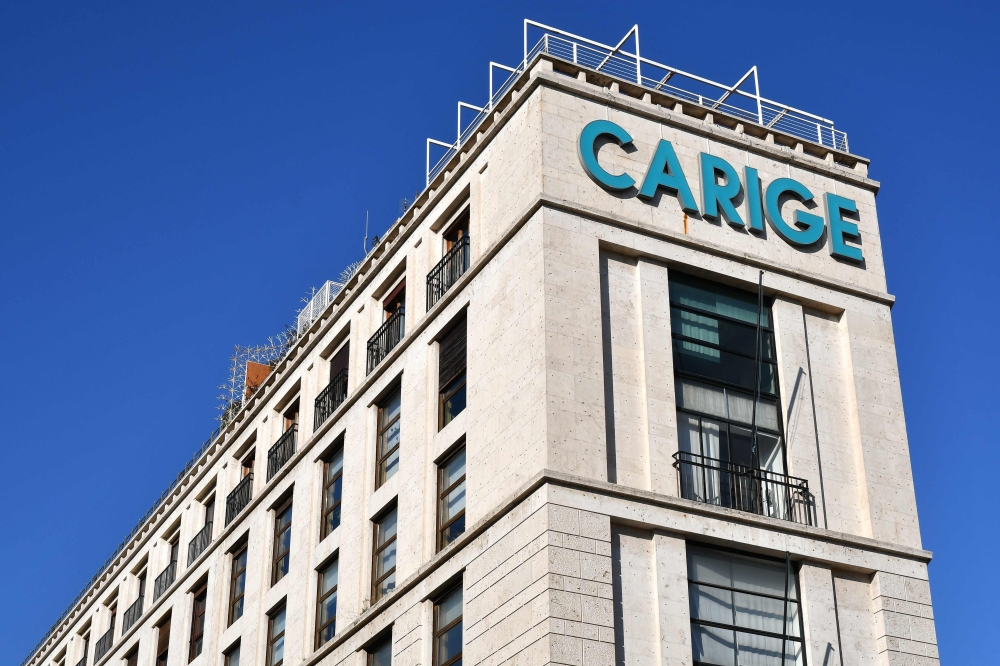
xmin=363 ymin=211 xmax=369 ymax=253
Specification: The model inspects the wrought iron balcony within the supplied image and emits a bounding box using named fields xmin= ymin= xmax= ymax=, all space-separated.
xmin=225 ymin=473 xmax=253 ymax=525
xmin=673 ymin=451 xmax=814 ymax=526
xmin=314 ymin=367 xmax=348 ymax=431
xmin=267 ymin=424 xmax=297 ymax=481
xmin=426 ymin=237 xmax=470 ymax=309
xmin=367 ymin=307 xmax=405 ymax=374
xmin=94 ymin=626 xmax=114 ymax=662
xmin=152 ymin=561 xmax=176 ymax=602
xmin=187 ymin=522 xmax=212 ymax=566
xmin=122 ymin=595 xmax=143 ymax=633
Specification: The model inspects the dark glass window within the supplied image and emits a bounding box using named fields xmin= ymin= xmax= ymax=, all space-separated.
xmin=367 ymin=634 xmax=392 ymax=666
xmin=437 ymin=448 xmax=466 ymax=551
xmin=443 ymin=210 xmax=469 ymax=252
xmin=321 ymin=445 xmax=344 ymax=539
xmin=224 ymin=643 xmax=240 ymax=666
xmin=687 ymin=545 xmax=804 ymax=666
xmin=229 ymin=545 xmax=248 ymax=624
xmin=315 ymin=558 xmax=339 ymax=648
xmin=272 ymin=500 xmax=293 ymax=584
xmin=372 ymin=508 xmax=398 ymax=602
xmin=125 ymin=647 xmax=139 ymax=666
xmin=438 ymin=316 xmax=467 ymax=429
xmin=155 ymin=618 xmax=170 ymax=666
xmin=188 ymin=581 xmax=207 ymax=661
xmin=266 ymin=607 xmax=286 ymax=666
xmin=376 ymin=389 xmax=401 ymax=488
xmin=433 ymin=586 xmax=463 ymax=666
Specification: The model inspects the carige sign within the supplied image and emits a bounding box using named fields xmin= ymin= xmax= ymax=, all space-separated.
xmin=578 ymin=120 xmax=864 ymax=262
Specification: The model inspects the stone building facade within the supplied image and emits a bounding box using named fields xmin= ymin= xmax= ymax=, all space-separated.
xmin=23 ymin=31 xmax=937 ymax=666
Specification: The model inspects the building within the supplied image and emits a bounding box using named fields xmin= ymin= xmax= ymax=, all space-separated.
xmin=21 ymin=21 xmax=939 ymax=666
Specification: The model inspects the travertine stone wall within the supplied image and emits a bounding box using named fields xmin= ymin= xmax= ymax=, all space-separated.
xmin=871 ymin=572 xmax=938 ymax=666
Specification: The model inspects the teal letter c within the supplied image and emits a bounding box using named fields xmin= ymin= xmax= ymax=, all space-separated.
xmin=578 ymin=120 xmax=636 ymax=191
xmin=764 ymin=178 xmax=825 ymax=246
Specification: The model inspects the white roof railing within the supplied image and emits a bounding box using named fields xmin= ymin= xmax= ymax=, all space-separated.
xmin=426 ymin=20 xmax=849 ymax=185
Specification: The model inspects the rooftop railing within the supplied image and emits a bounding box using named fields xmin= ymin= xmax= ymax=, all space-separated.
xmin=225 ymin=474 xmax=253 ymax=526
xmin=426 ymin=237 xmax=471 ymax=309
xmin=314 ymin=367 xmax=349 ymax=431
xmin=267 ymin=425 xmax=298 ymax=481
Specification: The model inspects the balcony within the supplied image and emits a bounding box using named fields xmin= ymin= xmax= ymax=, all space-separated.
xmin=367 ymin=308 xmax=405 ymax=374
xmin=426 ymin=237 xmax=470 ymax=309
xmin=226 ymin=474 xmax=253 ymax=525
xmin=267 ymin=425 xmax=297 ymax=481
xmin=122 ymin=595 xmax=143 ymax=633
xmin=152 ymin=561 xmax=176 ymax=601
xmin=314 ymin=367 xmax=348 ymax=431
xmin=673 ymin=451 xmax=814 ymax=526
xmin=93 ymin=626 xmax=114 ymax=662
xmin=187 ymin=522 xmax=212 ymax=566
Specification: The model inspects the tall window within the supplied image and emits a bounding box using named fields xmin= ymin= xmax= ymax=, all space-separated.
xmin=266 ymin=606 xmax=286 ymax=666
xmin=224 ymin=643 xmax=240 ymax=666
xmin=438 ymin=316 xmax=467 ymax=429
xmin=188 ymin=581 xmax=207 ymax=661
xmin=283 ymin=401 xmax=299 ymax=431
xmin=367 ymin=634 xmax=392 ymax=666
xmin=437 ymin=447 xmax=466 ymax=551
xmin=669 ymin=274 xmax=787 ymax=503
xmin=321 ymin=444 xmax=344 ymax=539
xmin=155 ymin=617 xmax=170 ymax=666
xmin=687 ymin=544 xmax=803 ymax=666
xmin=375 ymin=389 xmax=401 ymax=488
xmin=204 ymin=496 xmax=215 ymax=533
xmin=125 ymin=646 xmax=139 ymax=666
xmin=371 ymin=507 xmax=398 ymax=602
xmin=169 ymin=538 xmax=180 ymax=567
xmin=80 ymin=635 xmax=90 ymax=666
xmin=242 ymin=451 xmax=255 ymax=478
xmin=315 ymin=557 xmax=339 ymax=648
xmin=272 ymin=500 xmax=293 ymax=584
xmin=433 ymin=586 xmax=463 ymax=666
xmin=229 ymin=544 xmax=248 ymax=624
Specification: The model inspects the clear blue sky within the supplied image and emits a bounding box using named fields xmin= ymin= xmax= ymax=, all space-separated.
xmin=2 ymin=2 xmax=995 ymax=663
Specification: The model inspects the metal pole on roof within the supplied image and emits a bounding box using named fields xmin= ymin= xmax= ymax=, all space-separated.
xmin=754 ymin=67 xmax=763 ymax=125
xmin=750 ymin=270 xmax=764 ymax=469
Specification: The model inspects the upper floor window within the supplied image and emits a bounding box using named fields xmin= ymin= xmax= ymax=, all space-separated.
xmin=316 ymin=343 xmax=350 ymax=429
xmin=272 ymin=500 xmax=293 ymax=584
xmin=125 ymin=646 xmax=139 ymax=666
xmin=155 ymin=616 xmax=170 ymax=666
xmin=376 ymin=389 xmax=401 ymax=489
xmin=224 ymin=643 xmax=240 ymax=666
xmin=687 ymin=544 xmax=803 ymax=666
xmin=438 ymin=316 xmax=467 ymax=429
xmin=229 ymin=544 xmax=248 ymax=624
xmin=321 ymin=444 xmax=345 ymax=539
xmin=188 ymin=581 xmax=207 ymax=662
xmin=433 ymin=585 xmax=463 ymax=666
xmin=315 ymin=557 xmax=339 ymax=648
xmin=427 ymin=210 xmax=471 ymax=309
xmin=437 ymin=447 xmax=466 ymax=551
xmin=266 ymin=606 xmax=286 ymax=666
xmin=367 ymin=633 xmax=392 ymax=666
xmin=371 ymin=507 xmax=398 ymax=602
xmin=368 ymin=282 xmax=406 ymax=374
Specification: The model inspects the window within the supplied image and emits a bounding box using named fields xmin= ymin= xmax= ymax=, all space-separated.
xmin=242 ymin=451 xmax=255 ymax=478
xmin=266 ymin=606 xmax=286 ymax=666
xmin=670 ymin=274 xmax=791 ymax=515
xmin=437 ymin=447 xmax=466 ymax=551
xmin=321 ymin=444 xmax=344 ymax=539
xmin=330 ymin=342 xmax=350 ymax=383
xmin=188 ymin=581 xmax=207 ymax=661
xmin=687 ymin=544 xmax=804 ymax=666
xmin=80 ymin=634 xmax=90 ymax=666
xmin=204 ymin=496 xmax=215 ymax=532
xmin=443 ymin=210 xmax=469 ymax=252
xmin=384 ymin=281 xmax=406 ymax=318
xmin=272 ymin=500 xmax=293 ymax=584
xmin=124 ymin=646 xmax=138 ymax=666
xmin=155 ymin=617 xmax=170 ymax=666
xmin=367 ymin=634 xmax=392 ymax=666
xmin=224 ymin=643 xmax=240 ymax=666
xmin=229 ymin=545 xmax=248 ymax=624
xmin=169 ymin=537 xmax=180 ymax=567
xmin=438 ymin=316 xmax=467 ymax=429
xmin=283 ymin=401 xmax=299 ymax=431
xmin=315 ymin=557 xmax=339 ymax=648
xmin=433 ymin=586 xmax=463 ymax=666
xmin=371 ymin=507 xmax=398 ymax=602
xmin=427 ymin=209 xmax=471 ymax=309
xmin=375 ymin=388 xmax=401 ymax=488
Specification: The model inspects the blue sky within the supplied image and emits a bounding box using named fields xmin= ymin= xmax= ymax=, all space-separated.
xmin=1 ymin=1 xmax=996 ymax=663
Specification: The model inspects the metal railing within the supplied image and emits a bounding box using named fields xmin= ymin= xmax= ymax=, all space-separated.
xmin=122 ymin=596 xmax=143 ymax=633
xmin=93 ymin=627 xmax=113 ymax=663
xmin=367 ymin=308 xmax=405 ymax=374
xmin=152 ymin=562 xmax=176 ymax=602
xmin=673 ymin=451 xmax=813 ymax=526
xmin=225 ymin=474 xmax=253 ymax=525
xmin=187 ymin=523 xmax=213 ymax=566
xmin=314 ymin=368 xmax=349 ymax=430
xmin=427 ymin=237 xmax=471 ymax=309
xmin=267 ymin=425 xmax=297 ymax=481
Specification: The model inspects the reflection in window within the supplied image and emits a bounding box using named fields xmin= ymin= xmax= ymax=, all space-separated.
xmin=316 ymin=558 xmax=339 ymax=648
xmin=437 ymin=448 xmax=466 ymax=551
xmin=434 ymin=586 xmax=463 ymax=666
xmin=372 ymin=508 xmax=398 ymax=602
xmin=321 ymin=444 xmax=344 ymax=538
xmin=266 ymin=606 xmax=286 ymax=666
xmin=376 ymin=389 xmax=402 ymax=488
xmin=272 ymin=501 xmax=293 ymax=584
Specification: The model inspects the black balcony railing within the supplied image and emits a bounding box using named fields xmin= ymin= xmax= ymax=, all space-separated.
xmin=367 ymin=307 xmax=405 ymax=374
xmin=122 ymin=596 xmax=143 ymax=633
xmin=152 ymin=561 xmax=176 ymax=602
xmin=225 ymin=474 xmax=253 ymax=525
xmin=427 ymin=237 xmax=471 ymax=309
xmin=267 ymin=425 xmax=297 ymax=481
xmin=93 ymin=626 xmax=114 ymax=662
xmin=673 ymin=451 xmax=814 ymax=526
xmin=187 ymin=522 xmax=212 ymax=566
xmin=314 ymin=368 xmax=349 ymax=431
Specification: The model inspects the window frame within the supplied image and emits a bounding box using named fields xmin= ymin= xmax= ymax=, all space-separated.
xmin=438 ymin=372 xmax=467 ymax=430
xmin=315 ymin=557 xmax=339 ymax=648
xmin=271 ymin=499 xmax=293 ymax=585
xmin=436 ymin=447 xmax=466 ymax=552
xmin=320 ymin=445 xmax=344 ymax=539
xmin=375 ymin=388 xmax=401 ymax=489
xmin=228 ymin=544 xmax=248 ymax=625
xmin=371 ymin=507 xmax=398 ymax=602
xmin=432 ymin=585 xmax=463 ymax=666
xmin=366 ymin=634 xmax=392 ymax=666
xmin=266 ymin=606 xmax=287 ymax=666
xmin=188 ymin=580 xmax=208 ymax=662
xmin=223 ymin=641 xmax=241 ymax=666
